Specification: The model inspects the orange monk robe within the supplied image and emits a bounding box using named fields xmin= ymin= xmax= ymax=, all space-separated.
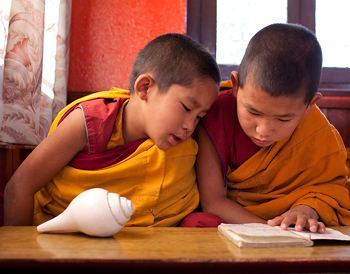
xmin=219 ymin=83 xmax=350 ymax=226
xmin=33 ymin=89 xmax=199 ymax=227
xmin=347 ymin=147 xmax=350 ymax=176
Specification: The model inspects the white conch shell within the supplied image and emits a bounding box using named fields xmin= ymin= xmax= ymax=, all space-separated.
xmin=37 ymin=188 xmax=134 ymax=237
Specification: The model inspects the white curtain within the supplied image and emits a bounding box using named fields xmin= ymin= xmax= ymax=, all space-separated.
xmin=0 ymin=0 xmax=71 ymax=146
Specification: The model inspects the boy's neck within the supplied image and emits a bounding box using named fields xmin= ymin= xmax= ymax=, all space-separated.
xmin=122 ymin=98 xmax=147 ymax=144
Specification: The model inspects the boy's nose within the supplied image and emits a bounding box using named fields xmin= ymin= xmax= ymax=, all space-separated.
xmin=256 ymin=122 xmax=272 ymax=137
xmin=183 ymin=118 xmax=197 ymax=133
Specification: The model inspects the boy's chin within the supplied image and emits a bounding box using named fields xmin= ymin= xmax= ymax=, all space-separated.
xmin=154 ymin=141 xmax=173 ymax=151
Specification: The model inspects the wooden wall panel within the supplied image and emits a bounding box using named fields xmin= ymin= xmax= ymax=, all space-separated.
xmin=0 ymin=147 xmax=33 ymax=193
xmin=0 ymin=148 xmax=13 ymax=193
xmin=320 ymin=108 xmax=350 ymax=147
xmin=317 ymin=96 xmax=350 ymax=147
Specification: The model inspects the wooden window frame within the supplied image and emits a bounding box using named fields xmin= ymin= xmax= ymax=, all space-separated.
xmin=186 ymin=0 xmax=350 ymax=96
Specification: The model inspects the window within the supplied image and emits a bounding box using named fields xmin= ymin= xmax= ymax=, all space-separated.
xmin=187 ymin=0 xmax=350 ymax=95
xmin=316 ymin=0 xmax=350 ymax=68
xmin=216 ymin=0 xmax=288 ymax=65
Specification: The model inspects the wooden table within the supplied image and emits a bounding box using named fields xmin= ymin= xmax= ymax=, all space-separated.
xmin=2 ymin=226 xmax=350 ymax=273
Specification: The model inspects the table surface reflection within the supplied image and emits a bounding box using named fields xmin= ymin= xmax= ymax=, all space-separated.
xmin=1 ymin=226 xmax=350 ymax=273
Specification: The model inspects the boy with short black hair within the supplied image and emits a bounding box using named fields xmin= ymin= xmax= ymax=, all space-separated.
xmin=181 ymin=23 xmax=350 ymax=232
xmin=4 ymin=33 xmax=221 ymax=226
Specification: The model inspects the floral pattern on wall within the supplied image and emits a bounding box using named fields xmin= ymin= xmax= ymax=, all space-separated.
xmin=0 ymin=0 xmax=71 ymax=146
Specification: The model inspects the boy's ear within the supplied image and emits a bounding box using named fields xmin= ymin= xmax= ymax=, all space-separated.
xmin=134 ymin=74 xmax=154 ymax=101
xmin=230 ymin=71 xmax=239 ymax=92
xmin=304 ymin=92 xmax=322 ymax=115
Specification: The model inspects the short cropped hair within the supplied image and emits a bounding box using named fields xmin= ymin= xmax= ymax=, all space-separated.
xmin=129 ymin=33 xmax=221 ymax=93
xmin=238 ymin=23 xmax=322 ymax=104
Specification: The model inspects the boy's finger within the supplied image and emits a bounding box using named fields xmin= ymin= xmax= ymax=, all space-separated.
xmin=317 ymin=222 xmax=326 ymax=234
xmin=308 ymin=219 xmax=319 ymax=233
xmin=267 ymin=215 xmax=284 ymax=226
xmin=280 ymin=215 xmax=296 ymax=230
xmin=294 ymin=216 xmax=308 ymax=231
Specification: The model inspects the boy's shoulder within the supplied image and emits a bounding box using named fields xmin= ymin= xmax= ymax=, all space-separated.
xmin=50 ymin=88 xmax=130 ymax=136
xmin=292 ymin=105 xmax=344 ymax=151
xmin=77 ymin=88 xmax=130 ymax=103
xmin=297 ymin=105 xmax=329 ymax=133
xmin=216 ymin=80 xmax=237 ymax=105
xmin=218 ymin=88 xmax=237 ymax=99
xmin=207 ymin=89 xmax=237 ymax=119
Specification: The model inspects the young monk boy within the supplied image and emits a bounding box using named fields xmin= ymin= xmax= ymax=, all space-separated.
xmin=181 ymin=23 xmax=350 ymax=233
xmin=4 ymin=33 xmax=221 ymax=226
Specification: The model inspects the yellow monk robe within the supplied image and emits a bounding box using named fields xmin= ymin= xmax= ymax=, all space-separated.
xmin=33 ymin=88 xmax=199 ymax=227
xmin=205 ymin=81 xmax=350 ymax=226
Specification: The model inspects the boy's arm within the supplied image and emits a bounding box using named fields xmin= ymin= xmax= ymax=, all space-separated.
xmin=267 ymin=205 xmax=326 ymax=233
xmin=4 ymin=108 xmax=88 ymax=225
xmin=196 ymin=123 xmax=266 ymax=224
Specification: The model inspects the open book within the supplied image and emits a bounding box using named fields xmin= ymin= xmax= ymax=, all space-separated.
xmin=218 ymin=223 xmax=350 ymax=248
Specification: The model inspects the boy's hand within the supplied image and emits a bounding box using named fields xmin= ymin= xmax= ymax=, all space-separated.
xmin=267 ymin=205 xmax=325 ymax=233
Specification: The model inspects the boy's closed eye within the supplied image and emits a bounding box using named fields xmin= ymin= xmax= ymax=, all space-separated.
xmin=278 ymin=118 xmax=292 ymax=122
xmin=182 ymin=103 xmax=191 ymax=112
xmin=248 ymin=110 xmax=260 ymax=116
xmin=182 ymin=103 xmax=204 ymax=120
xmin=248 ymin=110 xmax=292 ymax=122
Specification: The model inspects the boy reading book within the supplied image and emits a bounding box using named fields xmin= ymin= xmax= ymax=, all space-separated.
xmin=181 ymin=23 xmax=350 ymax=233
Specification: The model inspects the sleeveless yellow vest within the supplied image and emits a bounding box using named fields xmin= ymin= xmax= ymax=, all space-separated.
xmin=33 ymin=88 xmax=199 ymax=226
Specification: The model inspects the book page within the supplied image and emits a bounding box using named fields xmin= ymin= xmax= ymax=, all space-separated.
xmin=220 ymin=223 xmax=309 ymax=240
xmin=289 ymin=227 xmax=350 ymax=241
xmin=220 ymin=223 xmax=350 ymax=241
xmin=218 ymin=223 xmax=314 ymax=248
